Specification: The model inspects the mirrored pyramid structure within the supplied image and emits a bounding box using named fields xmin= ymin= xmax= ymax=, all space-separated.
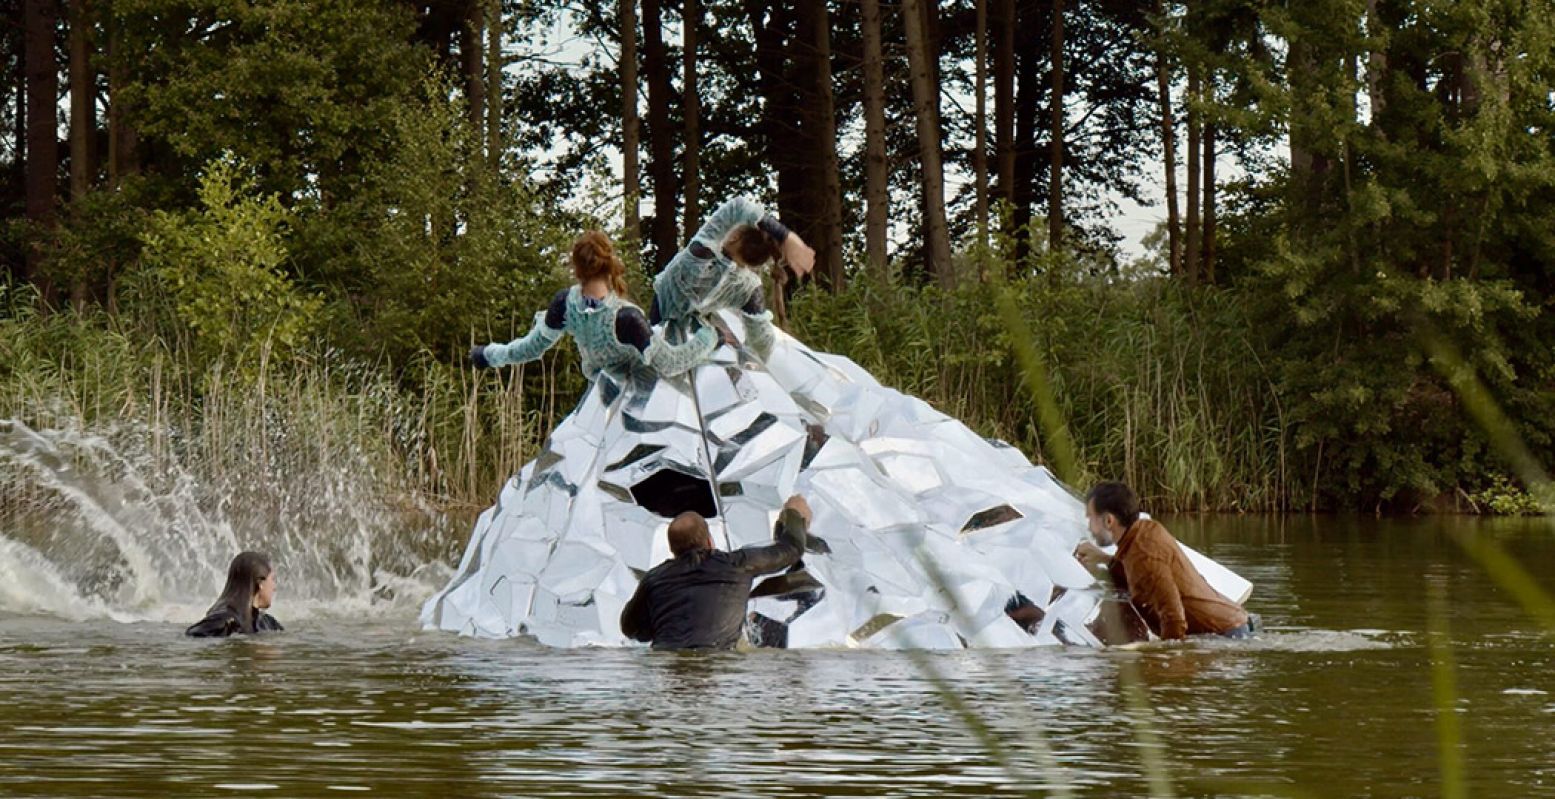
xmin=420 ymin=312 xmax=1252 ymax=649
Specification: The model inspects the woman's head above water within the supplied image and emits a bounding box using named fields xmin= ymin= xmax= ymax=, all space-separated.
xmin=215 ymin=551 xmax=276 ymax=627
xmin=185 ymin=551 xmax=284 ymax=638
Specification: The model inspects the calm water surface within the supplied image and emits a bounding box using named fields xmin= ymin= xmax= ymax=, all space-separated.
xmin=2 ymin=515 xmax=1552 ymax=798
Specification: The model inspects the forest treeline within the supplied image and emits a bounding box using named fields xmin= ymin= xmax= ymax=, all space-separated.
xmin=1 ymin=0 xmax=1551 ymax=513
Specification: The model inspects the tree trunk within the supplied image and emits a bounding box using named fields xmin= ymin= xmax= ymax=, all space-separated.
xmin=751 ymin=0 xmax=820 ymax=286
xmin=1184 ymin=63 xmax=1201 ymax=284
xmin=69 ymin=0 xmax=92 ymax=201
xmin=923 ymin=0 xmax=941 ymax=112
xmin=68 ymin=0 xmax=93 ymax=308
xmin=681 ymin=0 xmax=700 ymax=235
xmin=973 ymin=0 xmax=988 ymax=268
xmin=461 ymin=0 xmax=485 ymax=134
xmin=746 ymin=0 xmax=807 ymax=304
xmin=809 ymin=0 xmax=844 ymax=292
xmin=14 ymin=52 xmax=24 ymax=170
xmin=106 ymin=14 xmax=136 ymax=188
xmin=860 ymin=0 xmax=889 ymax=281
xmin=487 ymin=0 xmax=502 ymax=169
xmin=902 ymin=0 xmax=954 ymax=288
xmin=24 ymin=0 xmax=59 ymax=285
xmin=1365 ymin=0 xmax=1386 ymax=126
xmin=917 ymin=0 xmax=940 ymax=250
xmin=621 ymin=0 xmax=640 ymax=245
xmin=1202 ymin=117 xmax=1217 ymax=284
xmin=1286 ymin=37 xmax=1330 ymax=218
xmin=9 ymin=35 xmax=25 ymax=287
xmin=1046 ymin=0 xmax=1063 ymax=251
xmin=13 ymin=51 xmax=24 ymax=176
xmin=993 ymin=0 xmax=1014 ymax=216
xmin=1156 ymin=36 xmax=1181 ymax=277
xmin=1287 ymin=45 xmax=1313 ymax=180
xmin=1011 ymin=0 xmax=1039 ymax=261
xmin=642 ymin=0 xmax=678 ymax=271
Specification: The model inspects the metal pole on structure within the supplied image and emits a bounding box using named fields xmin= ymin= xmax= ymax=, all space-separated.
xmin=679 ymin=320 xmax=732 ymax=550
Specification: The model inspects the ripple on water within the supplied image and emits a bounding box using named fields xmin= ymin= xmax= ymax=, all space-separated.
xmin=1236 ymin=628 xmax=1402 ymax=652
xmin=5 ymin=514 xmax=1555 ymax=797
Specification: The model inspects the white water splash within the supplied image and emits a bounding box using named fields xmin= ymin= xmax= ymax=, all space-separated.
xmin=0 ymin=419 xmax=448 ymax=624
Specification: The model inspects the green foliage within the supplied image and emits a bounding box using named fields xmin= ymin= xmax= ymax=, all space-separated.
xmin=792 ymin=239 xmax=1551 ymax=512
xmin=111 ymin=0 xmax=429 ymax=201
xmin=1469 ymin=475 xmax=1550 ymax=516
xmin=139 ymin=157 xmax=322 ymax=376
xmin=35 ymin=189 xmax=151 ymax=302
xmin=1197 ymin=0 xmax=1555 ymax=509
xmin=4 ymin=0 xmax=1554 ymax=517
xmin=295 ymin=81 xmax=573 ymax=364
xmin=789 ymin=263 xmax=1293 ymax=512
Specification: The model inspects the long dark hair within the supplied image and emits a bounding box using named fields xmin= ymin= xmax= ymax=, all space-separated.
xmin=209 ymin=551 xmax=273 ymax=633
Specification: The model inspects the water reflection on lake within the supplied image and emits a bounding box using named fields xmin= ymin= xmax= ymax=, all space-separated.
xmin=2 ymin=514 xmax=1552 ymax=797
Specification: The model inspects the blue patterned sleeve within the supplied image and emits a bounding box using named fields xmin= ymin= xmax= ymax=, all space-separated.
xmin=740 ymin=310 xmax=776 ymax=360
xmin=643 ymin=326 xmax=717 ymax=377
xmin=482 ymin=311 xmax=564 ymax=367
xmin=690 ymin=197 xmax=766 ymax=252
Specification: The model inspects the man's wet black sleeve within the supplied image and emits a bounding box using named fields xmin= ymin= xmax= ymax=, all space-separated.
xmin=731 ymin=508 xmax=807 ymax=576
xmin=620 ymin=579 xmax=654 ymax=643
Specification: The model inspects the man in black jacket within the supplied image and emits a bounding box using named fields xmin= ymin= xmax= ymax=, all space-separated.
xmin=620 ymin=494 xmax=811 ymax=650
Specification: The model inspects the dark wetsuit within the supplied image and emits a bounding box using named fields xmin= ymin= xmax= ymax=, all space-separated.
xmin=185 ymin=605 xmax=285 ymax=638
xmin=620 ymin=509 xmax=807 ymax=650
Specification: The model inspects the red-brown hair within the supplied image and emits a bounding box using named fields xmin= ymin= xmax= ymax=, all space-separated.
xmin=571 ymin=230 xmax=629 ymax=297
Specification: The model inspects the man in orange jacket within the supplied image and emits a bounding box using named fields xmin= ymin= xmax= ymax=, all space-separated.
xmin=1074 ymin=481 xmax=1254 ymax=640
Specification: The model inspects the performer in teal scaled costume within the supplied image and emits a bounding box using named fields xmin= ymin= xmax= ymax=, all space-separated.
xmin=470 ymin=231 xmax=718 ymax=388
xmin=649 ymin=197 xmax=815 ymax=360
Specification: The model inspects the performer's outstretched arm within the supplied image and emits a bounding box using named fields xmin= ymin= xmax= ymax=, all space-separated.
xmin=613 ymin=307 xmax=717 ymax=377
xmin=688 ymin=197 xmax=767 ymax=254
xmin=737 ymin=288 xmax=776 ymax=360
xmin=644 ymin=328 xmax=717 ymax=377
xmin=472 ymin=289 xmax=568 ymax=369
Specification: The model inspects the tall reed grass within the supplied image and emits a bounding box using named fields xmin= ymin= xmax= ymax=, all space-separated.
xmin=787 ymin=274 xmax=1294 ymax=511
xmin=0 ymin=304 xmax=567 ymax=536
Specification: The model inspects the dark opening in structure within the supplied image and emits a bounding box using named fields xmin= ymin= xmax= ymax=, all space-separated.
xmin=961 ymin=504 xmax=1024 ymax=532
xmin=630 ymin=468 xmax=719 ymax=519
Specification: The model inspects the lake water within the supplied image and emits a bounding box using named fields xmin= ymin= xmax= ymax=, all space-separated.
xmin=1 ymin=514 xmax=1552 ymax=798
